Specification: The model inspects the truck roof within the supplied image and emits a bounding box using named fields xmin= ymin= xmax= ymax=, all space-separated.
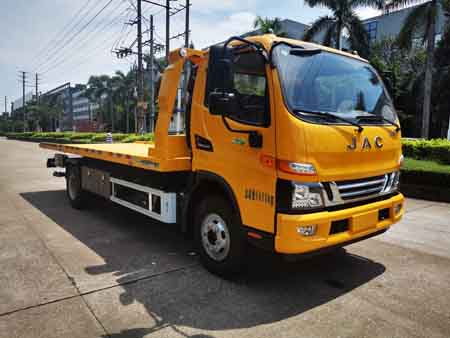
xmin=237 ymin=34 xmax=369 ymax=63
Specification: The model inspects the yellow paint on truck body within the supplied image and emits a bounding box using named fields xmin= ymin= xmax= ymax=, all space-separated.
xmin=41 ymin=36 xmax=405 ymax=255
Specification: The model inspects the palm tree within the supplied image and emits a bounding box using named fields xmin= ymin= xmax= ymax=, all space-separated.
xmin=85 ymin=75 xmax=111 ymax=131
xmin=303 ymin=0 xmax=384 ymax=56
xmin=110 ymin=70 xmax=135 ymax=133
xmin=385 ymin=0 xmax=445 ymax=138
xmin=253 ymin=16 xmax=287 ymax=37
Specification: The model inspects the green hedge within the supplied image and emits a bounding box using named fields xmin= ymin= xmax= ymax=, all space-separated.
xmin=400 ymin=157 xmax=450 ymax=202
xmin=5 ymin=132 xmax=154 ymax=144
xmin=401 ymin=169 xmax=450 ymax=188
xmin=401 ymin=168 xmax=450 ymax=202
xmin=402 ymin=139 xmax=450 ymax=165
xmin=122 ymin=134 xmax=154 ymax=143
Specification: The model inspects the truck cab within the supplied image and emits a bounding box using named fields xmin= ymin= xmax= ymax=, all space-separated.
xmin=43 ymin=34 xmax=404 ymax=277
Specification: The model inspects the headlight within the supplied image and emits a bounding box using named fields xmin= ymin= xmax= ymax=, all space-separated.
xmin=292 ymin=182 xmax=324 ymax=209
xmin=383 ymin=171 xmax=400 ymax=193
xmin=278 ymin=160 xmax=317 ymax=176
xmin=398 ymin=155 xmax=404 ymax=167
xmin=392 ymin=171 xmax=400 ymax=191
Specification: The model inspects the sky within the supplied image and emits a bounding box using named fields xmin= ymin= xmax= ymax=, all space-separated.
xmin=0 ymin=0 xmax=381 ymax=112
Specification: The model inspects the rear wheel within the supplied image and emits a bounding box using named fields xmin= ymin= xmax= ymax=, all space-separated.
xmin=194 ymin=195 xmax=246 ymax=277
xmin=66 ymin=165 xmax=86 ymax=209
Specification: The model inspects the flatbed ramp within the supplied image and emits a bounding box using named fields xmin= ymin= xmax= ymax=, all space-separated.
xmin=40 ymin=138 xmax=191 ymax=172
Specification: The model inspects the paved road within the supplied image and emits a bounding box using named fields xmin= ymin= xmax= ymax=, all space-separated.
xmin=0 ymin=138 xmax=449 ymax=338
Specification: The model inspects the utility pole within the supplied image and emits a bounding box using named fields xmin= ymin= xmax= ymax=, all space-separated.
xmin=166 ymin=0 xmax=170 ymax=63
xmin=21 ymin=71 xmax=26 ymax=132
xmin=4 ymin=96 xmax=7 ymax=115
xmin=11 ymin=102 xmax=14 ymax=131
xmin=185 ymin=0 xmax=190 ymax=48
xmin=134 ymin=62 xmax=138 ymax=133
xmin=35 ymin=74 xmax=39 ymax=104
xmin=149 ymin=14 xmax=155 ymax=132
xmin=137 ymin=0 xmax=145 ymax=134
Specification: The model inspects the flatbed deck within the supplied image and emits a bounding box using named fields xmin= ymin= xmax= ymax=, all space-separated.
xmin=40 ymin=139 xmax=191 ymax=172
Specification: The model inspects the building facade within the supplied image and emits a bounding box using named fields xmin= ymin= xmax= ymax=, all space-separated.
xmin=71 ymin=87 xmax=99 ymax=132
xmin=363 ymin=4 xmax=447 ymax=45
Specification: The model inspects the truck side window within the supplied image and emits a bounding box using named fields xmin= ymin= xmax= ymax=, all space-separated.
xmin=230 ymin=52 xmax=270 ymax=126
xmin=205 ymin=48 xmax=270 ymax=127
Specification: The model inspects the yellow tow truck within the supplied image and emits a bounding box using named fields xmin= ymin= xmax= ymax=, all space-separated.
xmin=42 ymin=35 xmax=405 ymax=277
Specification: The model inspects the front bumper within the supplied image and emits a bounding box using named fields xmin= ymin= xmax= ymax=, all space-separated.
xmin=275 ymin=193 xmax=404 ymax=254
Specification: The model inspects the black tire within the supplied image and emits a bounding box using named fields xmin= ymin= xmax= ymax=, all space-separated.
xmin=194 ymin=195 xmax=246 ymax=278
xmin=66 ymin=165 xmax=87 ymax=210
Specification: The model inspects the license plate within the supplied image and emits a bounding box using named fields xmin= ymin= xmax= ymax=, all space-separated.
xmin=351 ymin=211 xmax=378 ymax=233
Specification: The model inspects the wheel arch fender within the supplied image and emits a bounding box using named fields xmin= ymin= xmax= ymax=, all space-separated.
xmin=181 ymin=171 xmax=242 ymax=236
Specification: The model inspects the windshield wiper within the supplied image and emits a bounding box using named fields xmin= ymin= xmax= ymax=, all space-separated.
xmin=295 ymin=110 xmax=364 ymax=133
xmin=356 ymin=115 xmax=401 ymax=132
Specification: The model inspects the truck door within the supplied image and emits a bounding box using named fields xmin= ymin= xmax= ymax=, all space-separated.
xmin=191 ymin=45 xmax=277 ymax=234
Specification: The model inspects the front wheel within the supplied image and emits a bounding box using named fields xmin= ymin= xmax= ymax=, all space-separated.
xmin=194 ymin=195 xmax=246 ymax=278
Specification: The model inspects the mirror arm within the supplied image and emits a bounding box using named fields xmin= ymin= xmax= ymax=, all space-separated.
xmin=223 ymin=36 xmax=268 ymax=62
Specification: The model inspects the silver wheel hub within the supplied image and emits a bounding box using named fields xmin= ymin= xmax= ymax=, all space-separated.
xmin=201 ymin=213 xmax=230 ymax=262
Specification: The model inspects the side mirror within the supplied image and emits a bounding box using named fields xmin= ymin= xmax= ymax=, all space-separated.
xmin=209 ymin=91 xmax=238 ymax=116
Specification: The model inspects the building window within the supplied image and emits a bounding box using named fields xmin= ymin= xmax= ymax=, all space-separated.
xmin=365 ymin=21 xmax=378 ymax=44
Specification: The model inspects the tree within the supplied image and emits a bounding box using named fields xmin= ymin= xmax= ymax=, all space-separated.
xmin=110 ymin=70 xmax=135 ymax=133
xmin=432 ymin=7 xmax=450 ymax=137
xmin=85 ymin=75 xmax=111 ymax=131
xmin=26 ymin=101 xmax=62 ymax=132
xmin=369 ymin=37 xmax=427 ymax=135
xmin=303 ymin=0 xmax=384 ymax=57
xmin=253 ymin=16 xmax=287 ymax=37
xmin=385 ymin=0 xmax=445 ymax=138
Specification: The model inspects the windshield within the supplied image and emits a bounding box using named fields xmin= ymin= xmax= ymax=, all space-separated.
xmin=272 ymin=44 xmax=398 ymax=123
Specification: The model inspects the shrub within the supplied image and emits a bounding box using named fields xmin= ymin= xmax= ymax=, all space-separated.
xmin=112 ymin=133 xmax=128 ymax=142
xmin=31 ymin=132 xmax=70 ymax=139
xmin=122 ymin=134 xmax=154 ymax=143
xmin=6 ymin=132 xmax=35 ymax=138
xmin=89 ymin=133 xmax=128 ymax=143
xmin=401 ymin=169 xmax=450 ymax=188
xmin=69 ymin=133 xmax=97 ymax=141
xmin=89 ymin=133 xmax=108 ymax=143
xmin=402 ymin=139 xmax=450 ymax=165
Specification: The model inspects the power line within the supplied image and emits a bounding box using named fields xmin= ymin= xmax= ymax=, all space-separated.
xmin=111 ymin=10 xmax=137 ymax=51
xmin=34 ymin=0 xmax=115 ymax=73
xmin=37 ymin=0 xmax=122 ymax=73
xmin=40 ymin=2 xmax=129 ymax=75
xmin=111 ymin=11 xmax=135 ymax=51
xmin=30 ymin=0 xmax=95 ymax=69
xmin=44 ymin=25 xmax=127 ymax=83
xmin=31 ymin=0 xmax=102 ymax=71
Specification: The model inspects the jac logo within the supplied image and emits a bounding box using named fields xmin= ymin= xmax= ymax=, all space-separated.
xmin=348 ymin=136 xmax=383 ymax=151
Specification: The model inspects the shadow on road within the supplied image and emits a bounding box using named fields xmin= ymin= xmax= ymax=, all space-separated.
xmin=21 ymin=190 xmax=386 ymax=338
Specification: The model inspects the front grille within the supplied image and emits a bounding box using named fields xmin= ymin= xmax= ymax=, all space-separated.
xmin=336 ymin=175 xmax=387 ymax=201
